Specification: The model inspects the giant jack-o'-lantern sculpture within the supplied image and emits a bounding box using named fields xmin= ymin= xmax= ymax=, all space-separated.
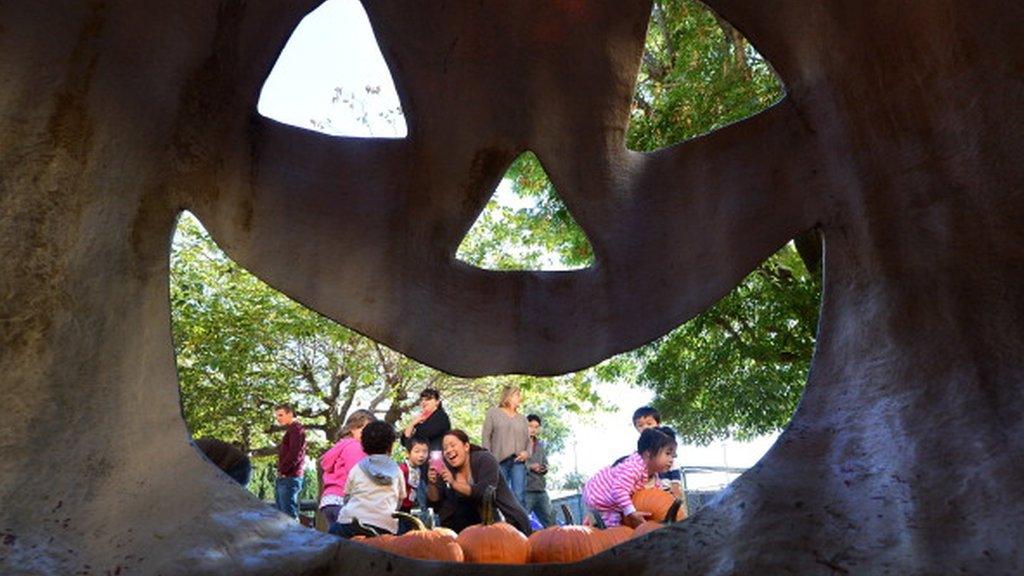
xmin=1 ymin=0 xmax=1022 ymax=574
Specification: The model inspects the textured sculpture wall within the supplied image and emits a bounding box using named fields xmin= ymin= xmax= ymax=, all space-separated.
xmin=1 ymin=0 xmax=1022 ymax=574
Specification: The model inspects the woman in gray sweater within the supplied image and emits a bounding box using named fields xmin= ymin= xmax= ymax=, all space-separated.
xmin=481 ymin=385 xmax=531 ymax=507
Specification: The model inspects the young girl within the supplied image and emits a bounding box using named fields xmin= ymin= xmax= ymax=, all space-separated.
xmin=582 ymin=426 xmax=677 ymax=527
xmin=319 ymin=409 xmax=376 ymax=525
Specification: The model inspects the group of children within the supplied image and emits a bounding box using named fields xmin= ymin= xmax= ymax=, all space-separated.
xmin=583 ymin=407 xmax=680 ymax=527
xmin=314 ymin=404 xmax=682 ymax=537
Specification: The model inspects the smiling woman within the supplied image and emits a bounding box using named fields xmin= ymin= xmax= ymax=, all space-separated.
xmin=426 ymin=430 xmax=533 ymax=536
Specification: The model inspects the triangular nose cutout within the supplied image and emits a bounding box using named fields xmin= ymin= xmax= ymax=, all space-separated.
xmin=456 ymin=152 xmax=594 ymax=271
xmin=257 ymin=0 xmax=407 ymax=138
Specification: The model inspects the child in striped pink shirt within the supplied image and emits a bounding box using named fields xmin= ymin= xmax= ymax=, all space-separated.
xmin=582 ymin=427 xmax=677 ymax=527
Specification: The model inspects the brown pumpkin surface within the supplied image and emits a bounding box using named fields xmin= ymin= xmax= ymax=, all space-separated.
xmin=528 ymin=525 xmax=604 ymax=564
xmin=631 ymin=488 xmax=686 ymax=522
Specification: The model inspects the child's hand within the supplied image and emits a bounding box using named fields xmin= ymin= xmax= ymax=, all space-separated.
xmin=623 ymin=511 xmax=651 ymax=528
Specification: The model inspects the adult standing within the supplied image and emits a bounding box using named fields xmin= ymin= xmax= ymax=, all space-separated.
xmin=401 ymin=388 xmax=451 ymax=514
xmin=273 ymin=403 xmax=307 ymax=520
xmin=481 ymin=385 xmax=531 ymax=507
xmin=524 ymin=414 xmax=554 ymax=527
xmin=426 ymin=429 xmax=531 ymax=535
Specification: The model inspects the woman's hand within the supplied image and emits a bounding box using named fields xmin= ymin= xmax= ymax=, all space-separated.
xmin=515 ymin=450 xmax=529 ymax=462
xmin=403 ymin=422 xmax=416 ymax=438
xmin=439 ymin=467 xmax=454 ymax=485
xmin=427 ymin=467 xmax=439 ymax=484
xmin=623 ymin=511 xmax=651 ymax=528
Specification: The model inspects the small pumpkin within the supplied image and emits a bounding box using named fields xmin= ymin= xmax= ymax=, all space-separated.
xmin=528 ymin=525 xmax=604 ymax=564
xmin=456 ymin=486 xmax=530 ymax=564
xmin=360 ymin=512 xmax=464 ymax=562
xmin=631 ymin=488 xmax=687 ymax=522
xmin=631 ymin=500 xmax=685 ymax=539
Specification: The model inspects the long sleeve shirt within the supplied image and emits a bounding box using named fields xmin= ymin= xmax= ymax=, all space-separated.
xmin=277 ymin=421 xmax=307 ymax=477
xmin=427 ymin=449 xmax=531 ymax=535
xmin=525 ymin=437 xmax=548 ymax=492
xmin=481 ymin=407 xmax=531 ymax=462
xmin=319 ymin=437 xmax=367 ymax=499
xmin=401 ymin=407 xmax=451 ymax=452
xmin=582 ymin=452 xmax=648 ymax=517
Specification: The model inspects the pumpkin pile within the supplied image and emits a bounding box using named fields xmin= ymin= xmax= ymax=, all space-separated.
xmin=350 ymin=488 xmax=687 ymax=564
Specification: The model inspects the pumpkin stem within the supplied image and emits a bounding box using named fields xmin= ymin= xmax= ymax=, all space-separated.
xmin=591 ymin=511 xmax=608 ymax=529
xmin=391 ymin=511 xmax=427 ymax=532
xmin=560 ymin=503 xmax=575 ymax=525
xmin=481 ymin=485 xmax=497 ymax=525
xmin=664 ymin=500 xmax=684 ymax=525
xmin=350 ymin=517 xmax=380 ymax=537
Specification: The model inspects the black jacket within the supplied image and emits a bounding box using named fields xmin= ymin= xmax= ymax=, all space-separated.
xmin=428 ymin=448 xmax=531 ymax=535
xmin=401 ymin=407 xmax=451 ymax=452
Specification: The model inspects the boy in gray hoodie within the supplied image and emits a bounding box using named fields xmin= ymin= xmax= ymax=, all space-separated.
xmin=329 ymin=421 xmax=406 ymax=538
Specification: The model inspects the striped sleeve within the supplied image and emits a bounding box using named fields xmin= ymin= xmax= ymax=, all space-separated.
xmin=583 ymin=453 xmax=647 ymax=516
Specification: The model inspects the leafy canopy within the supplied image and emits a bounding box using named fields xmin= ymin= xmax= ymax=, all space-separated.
xmin=457 ymin=0 xmax=820 ymax=444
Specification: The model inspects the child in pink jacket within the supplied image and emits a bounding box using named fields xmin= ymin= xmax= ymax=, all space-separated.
xmin=319 ymin=409 xmax=376 ymax=525
xmin=582 ymin=427 xmax=677 ymax=527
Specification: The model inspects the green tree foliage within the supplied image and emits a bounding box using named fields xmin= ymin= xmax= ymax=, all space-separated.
xmin=458 ymin=0 xmax=821 ymax=444
xmin=170 ymin=214 xmax=599 ymax=498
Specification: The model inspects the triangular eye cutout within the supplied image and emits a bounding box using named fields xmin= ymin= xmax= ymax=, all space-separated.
xmin=456 ymin=152 xmax=594 ymax=271
xmin=257 ymin=0 xmax=406 ymax=138
xmin=627 ymin=1 xmax=783 ymax=151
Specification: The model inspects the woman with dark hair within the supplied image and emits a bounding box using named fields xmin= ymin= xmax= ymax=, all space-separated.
xmin=425 ymin=429 xmax=532 ymax=535
xmin=401 ymin=388 xmax=451 ymax=514
xmin=401 ymin=388 xmax=450 ymax=452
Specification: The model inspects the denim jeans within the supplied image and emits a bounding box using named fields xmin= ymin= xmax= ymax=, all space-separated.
xmin=274 ymin=476 xmax=304 ymax=519
xmin=524 ymin=490 xmax=554 ymax=527
xmin=499 ymin=458 xmax=527 ymax=508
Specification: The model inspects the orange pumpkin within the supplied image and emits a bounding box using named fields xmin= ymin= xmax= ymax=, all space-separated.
xmin=631 ymin=500 xmax=685 ymax=539
xmin=594 ymin=525 xmax=634 ymax=551
xmin=358 ymin=512 xmax=464 ymax=562
xmin=528 ymin=525 xmax=604 ymax=563
xmin=456 ymin=486 xmax=530 ymax=564
xmin=631 ymin=488 xmax=687 ymax=522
